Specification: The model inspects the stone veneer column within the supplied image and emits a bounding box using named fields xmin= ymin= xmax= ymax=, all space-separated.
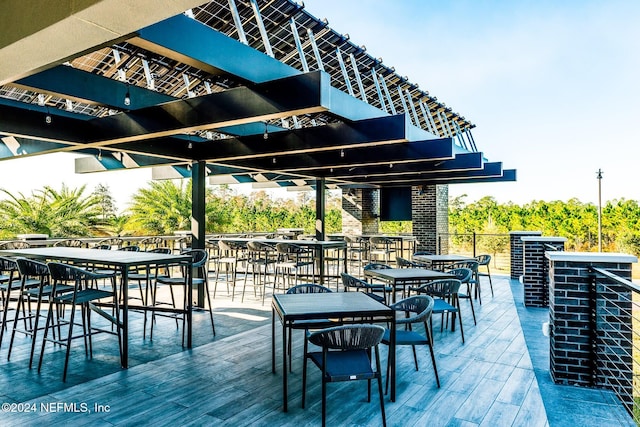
xmin=509 ymin=231 xmax=542 ymax=279
xmin=546 ymin=252 xmax=636 ymax=390
xmin=411 ymin=185 xmax=448 ymax=254
xmin=522 ymin=236 xmax=566 ymax=307
xmin=341 ymin=188 xmax=379 ymax=235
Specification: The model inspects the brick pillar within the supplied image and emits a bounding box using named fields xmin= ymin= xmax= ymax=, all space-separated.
xmin=522 ymin=237 xmax=566 ymax=307
xmin=341 ymin=188 xmax=379 ymax=235
xmin=412 ymin=185 xmax=448 ymax=254
xmin=509 ymin=231 xmax=542 ymax=279
xmin=547 ymin=252 xmax=636 ymax=390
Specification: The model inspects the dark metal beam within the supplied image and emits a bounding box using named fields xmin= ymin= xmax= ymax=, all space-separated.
xmin=15 ymin=65 xmax=173 ymax=110
xmin=315 ymin=152 xmax=483 ymax=180
xmin=349 ymin=161 xmax=503 ymax=184
xmin=0 ymin=71 xmax=329 ymax=148
xmin=218 ymin=138 xmax=454 ymax=173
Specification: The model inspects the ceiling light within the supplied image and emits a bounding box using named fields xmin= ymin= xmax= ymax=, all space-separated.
xmin=44 ymin=107 xmax=52 ymax=125
xmin=263 ymin=122 xmax=269 ymax=140
xmin=124 ymin=84 xmax=131 ymax=106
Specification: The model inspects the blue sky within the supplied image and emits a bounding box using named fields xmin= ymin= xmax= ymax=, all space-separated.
xmin=304 ymin=0 xmax=640 ymax=205
xmin=2 ymin=1 xmax=639 ymax=209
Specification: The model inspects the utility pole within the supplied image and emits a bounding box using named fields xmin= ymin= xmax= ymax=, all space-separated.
xmin=597 ymin=169 xmax=603 ymax=252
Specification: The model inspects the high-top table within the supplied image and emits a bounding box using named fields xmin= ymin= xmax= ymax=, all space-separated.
xmin=0 ymin=247 xmax=192 ymax=368
xmin=210 ymin=237 xmax=347 ymax=286
xmin=272 ymin=292 xmax=395 ymax=411
xmin=413 ymin=254 xmax=475 ymax=270
xmin=364 ymin=267 xmax=455 ymax=303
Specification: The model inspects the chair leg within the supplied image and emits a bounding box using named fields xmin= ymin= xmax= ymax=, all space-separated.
xmin=62 ymin=303 xmax=77 ymax=382
xmin=375 ymin=346 xmax=387 ymax=427
xmin=428 ymin=341 xmax=440 ymax=388
xmin=302 ymin=333 xmax=309 ymax=408
xmin=205 ymin=281 xmax=215 ymax=337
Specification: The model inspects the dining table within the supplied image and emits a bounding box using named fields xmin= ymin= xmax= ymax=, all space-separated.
xmin=412 ymin=254 xmax=475 ymax=270
xmin=271 ymin=292 xmax=395 ymax=411
xmin=364 ymin=267 xmax=455 ymax=303
xmin=0 ymin=246 xmax=193 ymax=368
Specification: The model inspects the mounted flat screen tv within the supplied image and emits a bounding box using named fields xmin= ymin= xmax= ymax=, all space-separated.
xmin=380 ymin=187 xmax=412 ymax=221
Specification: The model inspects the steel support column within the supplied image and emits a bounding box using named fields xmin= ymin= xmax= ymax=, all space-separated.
xmin=191 ymin=160 xmax=206 ymax=308
xmin=315 ymin=177 xmax=325 ymax=241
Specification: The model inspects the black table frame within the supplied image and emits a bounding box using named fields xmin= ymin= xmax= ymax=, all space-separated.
xmin=364 ymin=267 xmax=456 ymax=303
xmin=0 ymin=247 xmax=192 ymax=368
xmin=271 ymin=292 xmax=395 ymax=411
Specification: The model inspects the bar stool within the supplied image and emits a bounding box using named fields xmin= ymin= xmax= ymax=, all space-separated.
xmin=39 ymin=262 xmax=122 ymax=382
xmin=368 ymin=236 xmax=396 ymax=265
xmin=0 ymin=256 xmax=36 ymax=348
xmin=475 ymin=254 xmax=494 ymax=297
xmin=213 ymin=240 xmax=246 ymax=299
xmin=243 ymin=241 xmax=277 ymax=303
xmin=7 ymin=258 xmax=73 ymax=368
xmin=274 ymin=242 xmax=315 ymax=297
xmin=152 ymin=249 xmax=215 ymax=343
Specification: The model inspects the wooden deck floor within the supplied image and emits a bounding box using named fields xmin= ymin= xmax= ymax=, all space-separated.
xmin=0 ymin=274 xmax=632 ymax=426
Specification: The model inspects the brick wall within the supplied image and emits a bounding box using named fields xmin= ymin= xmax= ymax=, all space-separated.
xmin=547 ymin=253 xmax=635 ymax=394
xmin=510 ymin=231 xmax=542 ymax=279
xmin=522 ymin=237 xmax=565 ymax=307
xmin=341 ymin=188 xmax=379 ymax=235
xmin=412 ymin=185 xmax=448 ymax=254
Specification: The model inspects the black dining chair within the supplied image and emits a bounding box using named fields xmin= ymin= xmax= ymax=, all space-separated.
xmin=302 ymin=324 xmax=386 ymax=427
xmin=410 ymin=278 xmax=464 ymax=344
xmin=381 ymin=295 xmax=439 ymax=391
xmin=341 ymin=272 xmax=390 ymax=305
xmin=285 ymin=283 xmax=334 ymax=371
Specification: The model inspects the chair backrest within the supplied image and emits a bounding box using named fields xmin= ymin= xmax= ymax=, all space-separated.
xmin=308 ymin=324 xmax=385 ymax=350
xmin=341 ymin=272 xmax=374 ymax=291
xmin=421 ymin=279 xmax=461 ymax=298
xmin=476 ymin=254 xmax=491 ymax=266
xmin=286 ymin=283 xmax=332 ymax=294
xmin=0 ymin=241 xmax=30 ymax=249
xmin=370 ymin=236 xmax=393 ymax=249
xmin=248 ymin=241 xmax=275 ymax=252
xmin=396 ymin=256 xmax=419 ymax=268
xmin=16 ymin=257 xmax=49 ymax=279
xmin=92 ymin=244 xmax=111 ymax=250
xmin=119 ymin=245 xmax=140 ymax=252
xmin=53 ymin=239 xmax=83 ymax=248
xmin=181 ymin=249 xmax=208 ymax=268
xmin=148 ymin=247 xmax=171 ymax=254
xmin=449 ymin=260 xmax=479 ymax=272
xmin=97 ymin=237 xmax=123 ymax=247
xmin=47 ymin=261 xmax=99 ymax=283
xmin=0 ymin=256 xmax=19 ymax=272
xmin=390 ymin=295 xmax=434 ymax=325
xmin=363 ymin=263 xmax=391 ymax=271
xmin=447 ymin=267 xmax=472 ymax=283
xmin=140 ymin=236 xmax=165 ymax=249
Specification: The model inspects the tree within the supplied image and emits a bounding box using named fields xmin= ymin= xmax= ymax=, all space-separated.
xmin=93 ymin=183 xmax=117 ymax=220
xmin=0 ymin=184 xmax=104 ymax=238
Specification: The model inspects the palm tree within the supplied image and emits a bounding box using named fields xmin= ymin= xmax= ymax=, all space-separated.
xmin=0 ymin=184 xmax=104 ymax=238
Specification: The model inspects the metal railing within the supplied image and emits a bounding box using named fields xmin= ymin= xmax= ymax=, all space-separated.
xmin=588 ymin=267 xmax=640 ymax=423
xmin=437 ymin=232 xmax=511 ymax=274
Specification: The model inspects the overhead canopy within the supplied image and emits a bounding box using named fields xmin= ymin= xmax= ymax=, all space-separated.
xmin=0 ymin=0 xmax=516 ymax=188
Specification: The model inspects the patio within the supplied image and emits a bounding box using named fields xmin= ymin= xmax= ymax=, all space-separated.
xmin=0 ymin=273 xmax=632 ymax=426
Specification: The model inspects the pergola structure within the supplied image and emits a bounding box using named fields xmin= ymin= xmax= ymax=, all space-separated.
xmin=0 ymin=0 xmax=515 ymax=249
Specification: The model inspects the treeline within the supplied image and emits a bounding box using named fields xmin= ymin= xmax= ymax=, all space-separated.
xmin=0 ymin=181 xmax=343 ymax=240
xmin=449 ymin=195 xmax=640 ymax=256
